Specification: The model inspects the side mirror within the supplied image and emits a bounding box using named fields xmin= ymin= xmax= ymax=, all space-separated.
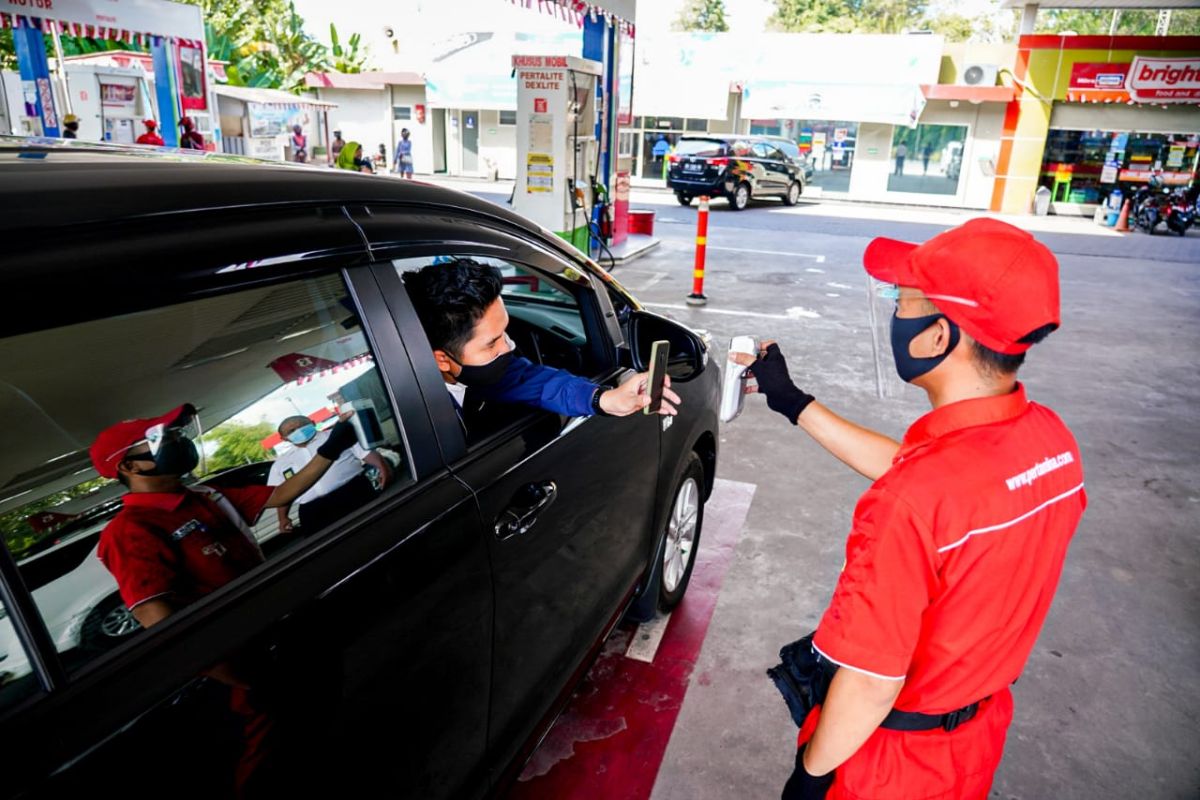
xmin=629 ymin=310 xmax=707 ymax=383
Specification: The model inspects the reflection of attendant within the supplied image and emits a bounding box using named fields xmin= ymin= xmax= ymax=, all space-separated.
xmin=922 ymin=144 xmax=933 ymax=175
xmin=269 ymin=416 xmax=392 ymax=535
xmin=894 ymin=143 xmax=907 ymax=176
xmin=89 ymin=403 xmax=362 ymax=796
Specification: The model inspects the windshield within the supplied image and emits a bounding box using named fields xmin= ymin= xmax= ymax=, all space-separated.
xmin=675 ymin=139 xmax=727 ymax=158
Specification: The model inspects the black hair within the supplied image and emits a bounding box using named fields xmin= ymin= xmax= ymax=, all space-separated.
xmin=970 ymin=323 xmax=1057 ymax=376
xmin=402 ymin=259 xmax=503 ymax=357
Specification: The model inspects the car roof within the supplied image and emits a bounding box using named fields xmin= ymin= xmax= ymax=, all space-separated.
xmin=0 ymin=138 xmax=540 ymax=235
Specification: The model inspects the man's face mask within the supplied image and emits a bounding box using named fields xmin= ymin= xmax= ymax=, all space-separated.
xmin=287 ymin=423 xmax=318 ymax=445
xmin=890 ymin=310 xmax=960 ymax=383
xmin=125 ymin=416 xmax=203 ymax=477
xmin=448 ymin=334 xmax=516 ymax=387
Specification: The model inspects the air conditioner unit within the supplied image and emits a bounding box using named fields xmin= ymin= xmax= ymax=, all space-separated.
xmin=962 ymin=64 xmax=999 ymax=87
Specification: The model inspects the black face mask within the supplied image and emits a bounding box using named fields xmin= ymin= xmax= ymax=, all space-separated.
xmin=450 ymin=349 xmax=514 ymax=387
xmin=128 ymin=437 xmax=200 ymax=477
xmin=891 ymin=311 xmax=960 ymax=383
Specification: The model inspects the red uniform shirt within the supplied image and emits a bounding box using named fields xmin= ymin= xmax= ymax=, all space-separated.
xmin=136 ymin=132 xmax=164 ymax=146
xmin=98 ymin=485 xmax=272 ymax=610
xmin=804 ymin=385 xmax=1086 ymax=799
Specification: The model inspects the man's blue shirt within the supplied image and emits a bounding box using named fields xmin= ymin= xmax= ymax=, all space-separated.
xmin=475 ymin=355 xmax=599 ymax=418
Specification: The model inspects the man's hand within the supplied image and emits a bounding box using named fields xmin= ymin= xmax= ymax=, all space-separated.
xmin=599 ymin=372 xmax=681 ymax=417
xmin=316 ymin=415 xmax=359 ymax=460
xmin=732 ymin=341 xmax=814 ymax=425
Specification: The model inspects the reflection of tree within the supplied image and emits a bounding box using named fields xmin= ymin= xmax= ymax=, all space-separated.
xmin=199 ymin=422 xmax=276 ymax=476
xmin=0 ymin=478 xmax=112 ymax=561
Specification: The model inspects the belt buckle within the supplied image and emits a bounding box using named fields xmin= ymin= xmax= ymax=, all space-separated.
xmin=942 ymin=705 xmax=973 ymax=732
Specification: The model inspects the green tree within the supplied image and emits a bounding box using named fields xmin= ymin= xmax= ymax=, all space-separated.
xmin=767 ymin=0 xmax=927 ymax=34
xmin=674 ymin=0 xmax=731 ymax=32
xmin=0 ymin=477 xmax=113 ymax=561
xmin=329 ymin=23 xmax=368 ymax=74
xmin=1034 ymin=8 xmax=1200 ymax=36
xmin=200 ymin=421 xmax=276 ymax=475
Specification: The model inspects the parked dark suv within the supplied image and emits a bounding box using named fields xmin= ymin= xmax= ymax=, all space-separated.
xmin=667 ymin=134 xmax=806 ymax=210
xmin=0 ymin=141 xmax=719 ymax=799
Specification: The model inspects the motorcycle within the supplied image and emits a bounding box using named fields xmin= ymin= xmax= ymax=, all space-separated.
xmin=1131 ymin=184 xmax=1164 ymax=234
xmin=1161 ymin=190 xmax=1194 ymax=236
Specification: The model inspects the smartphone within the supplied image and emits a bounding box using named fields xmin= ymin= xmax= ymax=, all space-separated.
xmin=644 ymin=340 xmax=671 ymax=415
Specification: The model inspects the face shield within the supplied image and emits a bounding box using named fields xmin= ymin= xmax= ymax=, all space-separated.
xmin=867 ymin=278 xmax=974 ymax=397
xmin=866 ymin=277 xmax=906 ymax=399
xmin=120 ymin=410 xmax=206 ymax=478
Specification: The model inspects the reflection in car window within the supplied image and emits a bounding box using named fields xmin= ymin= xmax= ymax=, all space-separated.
xmin=0 ymin=597 xmax=41 ymax=712
xmin=0 ymin=272 xmax=412 ymax=688
xmin=731 ymin=140 xmax=754 ymax=157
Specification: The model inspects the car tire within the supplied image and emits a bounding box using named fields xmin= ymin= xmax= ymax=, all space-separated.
xmin=658 ymin=453 xmax=705 ymax=612
xmin=80 ymin=593 xmax=141 ymax=652
xmin=782 ymin=181 xmax=801 ymax=206
xmin=676 ymin=192 xmax=693 ymax=207
xmin=731 ymin=182 xmax=750 ymax=211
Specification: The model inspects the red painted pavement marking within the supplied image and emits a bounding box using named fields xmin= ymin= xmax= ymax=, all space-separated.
xmin=505 ymin=479 xmax=756 ymax=800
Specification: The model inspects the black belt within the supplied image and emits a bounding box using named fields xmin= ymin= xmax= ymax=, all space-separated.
xmin=881 ymin=700 xmax=983 ymax=732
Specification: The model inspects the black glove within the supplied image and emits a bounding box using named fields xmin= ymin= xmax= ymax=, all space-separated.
xmin=316 ymin=420 xmax=359 ymax=460
xmin=750 ymin=344 xmax=814 ymax=425
xmin=781 ymin=745 xmax=834 ymax=800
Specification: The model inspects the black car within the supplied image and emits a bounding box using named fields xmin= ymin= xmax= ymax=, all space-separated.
xmin=0 ymin=141 xmax=719 ymax=799
xmin=667 ymin=134 xmax=806 ymax=210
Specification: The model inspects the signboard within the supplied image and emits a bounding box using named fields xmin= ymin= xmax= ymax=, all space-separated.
xmin=1069 ymin=63 xmax=1129 ymax=90
xmin=1128 ymin=57 xmax=1200 ymax=102
xmin=1 ymin=0 xmax=204 ymax=41
xmin=100 ymin=82 xmax=137 ymax=109
xmin=247 ymin=102 xmax=304 ymax=137
xmin=1100 ymin=164 xmax=1119 ymax=184
xmin=177 ymin=41 xmax=207 ymax=111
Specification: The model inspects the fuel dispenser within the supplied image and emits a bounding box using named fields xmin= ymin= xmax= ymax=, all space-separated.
xmin=64 ymin=63 xmax=156 ymax=143
xmin=511 ymin=55 xmax=602 ymax=254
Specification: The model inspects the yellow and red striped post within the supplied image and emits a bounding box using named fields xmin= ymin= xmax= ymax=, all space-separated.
xmin=687 ymin=195 xmax=709 ymax=306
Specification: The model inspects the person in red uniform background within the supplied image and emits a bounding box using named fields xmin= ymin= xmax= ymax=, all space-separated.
xmin=136 ymin=119 xmax=164 ymax=146
xmin=89 ymin=402 xmax=361 ymax=796
xmin=736 ymin=218 xmax=1086 ymax=800
xmin=178 ymin=116 xmax=205 ymax=150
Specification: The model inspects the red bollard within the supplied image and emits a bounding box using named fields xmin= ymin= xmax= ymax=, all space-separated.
xmin=687 ymin=195 xmax=709 ymax=306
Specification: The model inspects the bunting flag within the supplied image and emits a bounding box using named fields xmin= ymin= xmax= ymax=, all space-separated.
xmin=504 ymin=0 xmax=635 ymax=37
xmin=0 ymin=11 xmax=199 ymax=48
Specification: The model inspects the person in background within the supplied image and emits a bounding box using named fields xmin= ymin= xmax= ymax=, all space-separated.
xmin=179 ymin=116 xmax=205 ymax=150
xmin=331 ymin=130 xmax=346 ymax=162
xmin=394 ymin=128 xmax=414 ymax=179
xmin=922 ymin=143 xmax=933 ymax=175
xmin=374 ymin=143 xmax=388 ymax=171
xmin=268 ymin=415 xmax=392 ymax=535
xmin=291 ymin=124 xmax=308 ymax=163
xmin=136 ymin=119 xmax=164 ymax=146
xmin=334 ymin=141 xmax=373 ymax=174
xmin=62 ymin=114 xmax=80 ymax=139
xmin=893 ymin=142 xmax=907 ymax=176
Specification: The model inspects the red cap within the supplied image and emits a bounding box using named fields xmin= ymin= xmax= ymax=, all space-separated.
xmin=89 ymin=404 xmax=194 ymax=479
xmin=862 ymin=218 xmax=1060 ymax=355
xmin=143 ymin=119 xmax=157 ymax=129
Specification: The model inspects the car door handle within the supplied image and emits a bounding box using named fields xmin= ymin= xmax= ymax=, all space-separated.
xmin=494 ymin=481 xmax=558 ymax=541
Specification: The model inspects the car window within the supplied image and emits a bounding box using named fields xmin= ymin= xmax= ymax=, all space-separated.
xmin=779 ymin=141 xmax=801 ymax=160
xmin=674 ymin=139 xmax=726 ymax=158
xmin=754 ymin=143 xmax=785 ymax=161
xmin=391 ymin=254 xmax=604 ymax=446
xmin=0 ymin=272 xmax=414 ymax=686
xmin=730 ymin=140 xmax=754 ymax=157
xmin=0 ymin=597 xmax=41 ymax=712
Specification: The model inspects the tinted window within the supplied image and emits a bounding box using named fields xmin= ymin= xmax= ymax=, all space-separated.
xmin=0 ymin=597 xmax=40 ymax=712
xmin=754 ymin=142 xmax=785 ymax=161
xmin=0 ymin=272 xmax=413 ymax=682
xmin=499 ymin=110 xmax=517 ymax=126
xmin=675 ymin=139 xmax=727 ymax=158
xmin=778 ymin=141 xmax=802 ymax=160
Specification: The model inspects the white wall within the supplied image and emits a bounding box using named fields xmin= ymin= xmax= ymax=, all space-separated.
xmin=478 ymin=109 xmax=517 ymax=179
xmin=388 ymin=84 xmax=433 ymax=174
xmin=321 ymin=87 xmax=389 ymax=164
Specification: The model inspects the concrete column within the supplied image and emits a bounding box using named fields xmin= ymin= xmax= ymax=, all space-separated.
xmin=1018 ymin=4 xmax=1039 ymax=36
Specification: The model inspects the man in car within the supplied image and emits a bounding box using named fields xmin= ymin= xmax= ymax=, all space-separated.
xmin=89 ymin=402 xmax=362 ymax=796
xmin=737 ymin=219 xmax=1085 ymax=799
xmin=401 ymin=259 xmax=679 ymax=435
xmin=269 ymin=414 xmax=393 ymax=535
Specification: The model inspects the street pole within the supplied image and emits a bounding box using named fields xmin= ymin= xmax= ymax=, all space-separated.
xmin=687 ymin=196 xmax=709 ymax=306
xmin=49 ymin=23 xmax=73 ymax=116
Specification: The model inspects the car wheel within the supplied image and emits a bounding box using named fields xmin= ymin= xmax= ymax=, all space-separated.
xmin=659 ymin=453 xmax=705 ymax=611
xmin=731 ymin=182 xmax=750 ymax=211
xmin=676 ymin=192 xmax=693 ymax=207
xmin=80 ymin=594 xmax=141 ymax=652
xmin=782 ymin=181 xmax=801 ymax=206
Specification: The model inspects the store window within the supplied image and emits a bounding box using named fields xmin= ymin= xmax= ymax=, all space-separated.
xmin=685 ymin=119 xmax=708 ymax=132
xmin=887 ymin=123 xmax=967 ymax=196
xmin=641 ymin=131 xmax=679 ymax=180
xmin=1039 ymin=129 xmax=1199 ymax=206
xmin=393 ymin=106 xmax=412 ymax=121
xmin=499 ymin=110 xmax=517 ymax=126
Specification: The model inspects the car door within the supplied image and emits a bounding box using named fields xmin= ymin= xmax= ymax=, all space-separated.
xmin=0 ymin=207 xmax=493 ymax=799
xmin=357 ymin=208 xmax=662 ymax=784
xmin=753 ymin=142 xmax=787 ymax=193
